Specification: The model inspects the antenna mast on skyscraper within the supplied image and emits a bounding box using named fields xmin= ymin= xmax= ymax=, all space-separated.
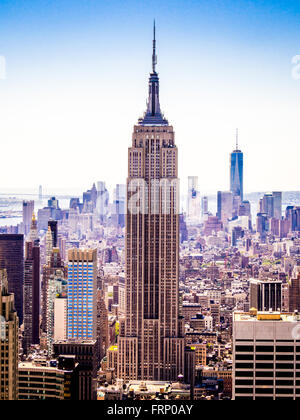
xmin=152 ymin=20 xmax=157 ymax=73
xmin=236 ymin=128 xmax=239 ymax=150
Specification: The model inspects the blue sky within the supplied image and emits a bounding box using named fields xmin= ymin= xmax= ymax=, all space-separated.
xmin=0 ymin=0 xmax=299 ymax=195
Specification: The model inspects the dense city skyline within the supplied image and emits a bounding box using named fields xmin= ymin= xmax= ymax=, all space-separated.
xmin=0 ymin=0 xmax=300 ymax=192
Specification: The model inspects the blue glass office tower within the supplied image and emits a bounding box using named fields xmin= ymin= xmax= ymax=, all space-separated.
xmin=230 ymin=131 xmax=244 ymax=201
xmin=67 ymin=249 xmax=97 ymax=340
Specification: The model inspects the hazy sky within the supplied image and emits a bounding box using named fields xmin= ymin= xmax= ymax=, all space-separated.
xmin=0 ymin=0 xmax=299 ymax=195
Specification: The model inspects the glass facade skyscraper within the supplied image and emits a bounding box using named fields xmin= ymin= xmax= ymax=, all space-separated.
xmin=67 ymin=249 xmax=97 ymax=340
xmin=230 ymin=140 xmax=244 ymax=201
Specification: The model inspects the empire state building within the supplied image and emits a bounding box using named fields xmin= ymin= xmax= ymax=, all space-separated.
xmin=118 ymin=25 xmax=185 ymax=382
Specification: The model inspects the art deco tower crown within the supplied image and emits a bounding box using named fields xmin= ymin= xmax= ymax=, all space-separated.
xmin=138 ymin=21 xmax=168 ymax=126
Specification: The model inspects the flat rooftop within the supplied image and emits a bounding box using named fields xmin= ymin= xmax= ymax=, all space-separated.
xmin=234 ymin=311 xmax=299 ymax=322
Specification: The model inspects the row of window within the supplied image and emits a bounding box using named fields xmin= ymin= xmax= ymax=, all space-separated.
xmin=236 ymin=363 xmax=300 ymax=369
xmin=236 ymin=346 xmax=300 ymax=352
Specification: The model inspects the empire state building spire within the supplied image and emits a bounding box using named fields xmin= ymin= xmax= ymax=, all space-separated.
xmin=152 ymin=20 xmax=157 ymax=74
xmin=138 ymin=22 xmax=168 ymax=126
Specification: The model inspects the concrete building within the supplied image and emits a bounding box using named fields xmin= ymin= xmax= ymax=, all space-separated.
xmin=53 ymin=298 xmax=67 ymax=341
xmin=18 ymin=357 xmax=78 ymax=400
xmin=233 ymin=310 xmax=300 ymax=400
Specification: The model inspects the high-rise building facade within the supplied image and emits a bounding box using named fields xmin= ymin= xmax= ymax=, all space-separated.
xmin=0 ymin=234 xmax=24 ymax=325
xmin=201 ymin=196 xmax=208 ymax=217
xmin=53 ymin=340 xmax=98 ymax=400
xmin=233 ymin=310 xmax=300 ymax=400
xmin=262 ymin=193 xmax=274 ymax=219
xmin=67 ymin=249 xmax=97 ymax=340
xmin=18 ymin=356 xmax=79 ymax=400
xmin=22 ymin=200 xmax=34 ymax=236
xmin=23 ymin=239 xmax=40 ymax=353
xmin=47 ymin=263 xmax=67 ymax=355
xmin=48 ymin=220 xmax=58 ymax=248
xmin=289 ymin=268 xmax=300 ymax=313
xmin=118 ymin=25 xmax=185 ymax=382
xmin=41 ymin=248 xmax=67 ymax=334
xmin=230 ymin=132 xmax=243 ymax=201
xmin=45 ymin=226 xmax=53 ymax=265
xmin=96 ymin=289 xmax=109 ymax=362
xmin=250 ymin=279 xmax=282 ymax=312
xmin=259 ymin=191 xmax=282 ymax=221
xmin=0 ymin=269 xmax=19 ymax=400
xmin=28 ymin=213 xmax=38 ymax=242
xmin=217 ymin=191 xmax=233 ymax=223
xmin=256 ymin=213 xmax=268 ymax=238
xmin=273 ymin=192 xmax=282 ymax=220
xmin=286 ymin=206 xmax=300 ymax=232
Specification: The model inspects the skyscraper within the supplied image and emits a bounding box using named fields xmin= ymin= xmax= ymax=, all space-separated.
xmin=41 ymin=248 xmax=67 ymax=334
xmin=96 ymin=289 xmax=109 ymax=362
xmin=272 ymin=191 xmax=282 ymax=220
xmin=230 ymin=130 xmax=243 ymax=201
xmin=53 ymin=340 xmax=98 ymax=400
xmin=23 ymin=237 xmax=40 ymax=353
xmin=201 ymin=196 xmax=208 ymax=217
xmin=261 ymin=192 xmax=274 ymax=219
xmin=250 ymin=279 xmax=282 ymax=312
xmin=22 ymin=200 xmax=34 ymax=236
xmin=0 ymin=234 xmax=24 ymax=325
xmin=67 ymin=249 xmax=97 ymax=340
xmin=29 ymin=213 xmax=38 ymax=242
xmin=217 ymin=191 xmax=233 ymax=223
xmin=46 ymin=261 xmax=67 ymax=355
xmin=259 ymin=191 xmax=282 ymax=221
xmin=118 ymin=24 xmax=185 ymax=382
xmin=45 ymin=226 xmax=53 ymax=265
xmin=0 ymin=269 xmax=19 ymax=400
xmin=48 ymin=220 xmax=58 ymax=248
xmin=289 ymin=268 xmax=300 ymax=312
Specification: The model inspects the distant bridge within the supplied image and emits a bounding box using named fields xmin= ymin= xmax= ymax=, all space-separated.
xmin=0 ymin=194 xmax=79 ymax=200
